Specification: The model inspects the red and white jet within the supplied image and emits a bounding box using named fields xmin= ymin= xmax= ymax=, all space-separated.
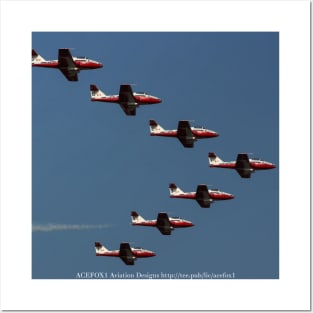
xmin=208 ymin=152 xmax=276 ymax=178
xmin=90 ymin=84 xmax=162 ymax=116
xmin=95 ymin=242 xmax=156 ymax=265
xmin=149 ymin=120 xmax=219 ymax=148
xmin=32 ymin=48 xmax=103 ymax=81
xmin=169 ymin=183 xmax=234 ymax=208
xmin=131 ymin=211 xmax=194 ymax=235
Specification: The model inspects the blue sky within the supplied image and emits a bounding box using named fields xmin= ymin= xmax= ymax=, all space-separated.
xmin=32 ymin=32 xmax=279 ymax=279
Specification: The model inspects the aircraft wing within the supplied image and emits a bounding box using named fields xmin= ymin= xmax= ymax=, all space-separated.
xmin=118 ymin=85 xmax=137 ymax=115
xmin=118 ymin=104 xmax=136 ymax=116
xmin=177 ymin=121 xmax=195 ymax=148
xmin=119 ymin=85 xmax=136 ymax=103
xmin=195 ymin=185 xmax=211 ymax=208
xmin=58 ymin=49 xmax=78 ymax=81
xmin=119 ymin=243 xmax=135 ymax=265
xmin=156 ymin=213 xmax=172 ymax=235
xmin=235 ymin=153 xmax=252 ymax=178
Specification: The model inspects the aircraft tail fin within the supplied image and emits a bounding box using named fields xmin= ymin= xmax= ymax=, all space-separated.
xmin=90 ymin=84 xmax=106 ymax=98
xmin=169 ymin=183 xmax=183 ymax=196
xmin=208 ymin=152 xmax=223 ymax=166
xmin=32 ymin=49 xmax=46 ymax=63
xmin=95 ymin=241 xmax=108 ymax=254
xmin=131 ymin=211 xmax=146 ymax=224
xmin=149 ymin=120 xmax=165 ymax=134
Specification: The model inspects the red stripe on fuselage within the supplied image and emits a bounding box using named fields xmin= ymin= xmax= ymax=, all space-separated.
xmin=96 ymin=251 xmax=120 ymax=257
xmin=210 ymin=162 xmax=236 ymax=169
xmin=170 ymin=220 xmax=194 ymax=228
xmin=32 ymin=62 xmax=59 ymax=68
xmin=74 ymin=61 xmax=103 ymax=69
xmin=152 ymin=130 xmax=218 ymax=138
xmin=132 ymin=221 xmax=157 ymax=227
xmin=32 ymin=60 xmax=102 ymax=70
xmin=249 ymin=162 xmax=276 ymax=170
xmin=151 ymin=130 xmax=178 ymax=137
xmin=192 ymin=130 xmax=218 ymax=138
xmin=209 ymin=192 xmax=234 ymax=200
xmin=134 ymin=95 xmax=161 ymax=104
xmin=170 ymin=193 xmax=196 ymax=199
xmin=91 ymin=96 xmax=119 ymax=102
xmin=133 ymin=220 xmax=194 ymax=228
xmin=132 ymin=250 xmax=156 ymax=258
xmin=91 ymin=95 xmax=160 ymax=104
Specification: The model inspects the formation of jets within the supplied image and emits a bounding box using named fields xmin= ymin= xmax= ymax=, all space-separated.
xmin=32 ymin=47 xmax=277 ymax=266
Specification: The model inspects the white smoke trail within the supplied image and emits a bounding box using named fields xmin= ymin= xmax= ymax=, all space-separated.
xmin=32 ymin=223 xmax=111 ymax=232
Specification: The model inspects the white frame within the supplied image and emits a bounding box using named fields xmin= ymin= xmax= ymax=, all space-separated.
xmin=0 ymin=0 xmax=310 ymax=310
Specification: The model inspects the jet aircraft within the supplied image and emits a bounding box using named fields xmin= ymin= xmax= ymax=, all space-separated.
xmin=149 ymin=120 xmax=219 ymax=148
xmin=90 ymin=84 xmax=162 ymax=116
xmin=208 ymin=152 xmax=276 ymax=178
xmin=131 ymin=211 xmax=194 ymax=235
xmin=169 ymin=183 xmax=234 ymax=208
xmin=94 ymin=242 xmax=156 ymax=265
xmin=32 ymin=48 xmax=103 ymax=81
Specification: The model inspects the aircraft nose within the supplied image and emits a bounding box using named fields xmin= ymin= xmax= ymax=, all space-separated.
xmin=228 ymin=194 xmax=235 ymax=199
xmin=266 ymin=163 xmax=276 ymax=169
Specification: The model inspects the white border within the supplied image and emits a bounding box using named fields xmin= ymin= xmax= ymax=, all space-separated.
xmin=0 ymin=0 xmax=310 ymax=310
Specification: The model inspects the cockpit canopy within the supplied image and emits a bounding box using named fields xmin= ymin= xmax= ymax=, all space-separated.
xmin=252 ymin=157 xmax=264 ymax=162
xmin=76 ymin=56 xmax=88 ymax=61
xmin=134 ymin=247 xmax=143 ymax=250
